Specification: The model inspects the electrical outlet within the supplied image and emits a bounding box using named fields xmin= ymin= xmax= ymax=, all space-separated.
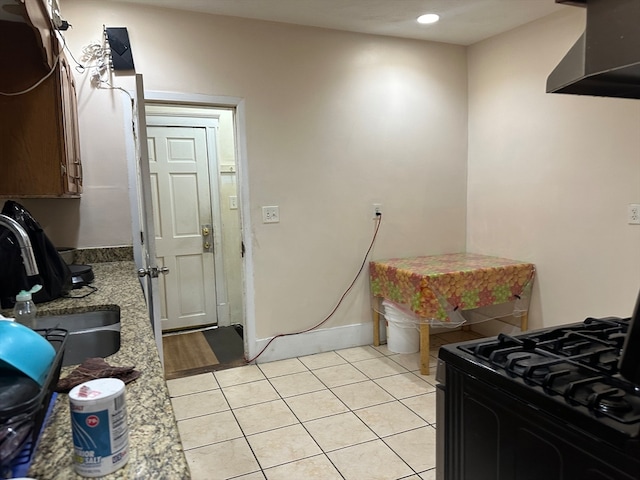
xmin=262 ymin=206 xmax=279 ymax=223
xmin=229 ymin=196 xmax=238 ymax=210
xmin=372 ymin=203 xmax=382 ymax=219
xmin=629 ymin=204 xmax=640 ymax=225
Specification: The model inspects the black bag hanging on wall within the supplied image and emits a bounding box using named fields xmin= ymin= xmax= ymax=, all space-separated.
xmin=0 ymin=201 xmax=72 ymax=308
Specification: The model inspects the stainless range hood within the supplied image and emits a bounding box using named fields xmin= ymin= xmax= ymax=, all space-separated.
xmin=547 ymin=0 xmax=640 ymax=99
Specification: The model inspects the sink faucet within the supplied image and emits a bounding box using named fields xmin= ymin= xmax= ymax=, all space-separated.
xmin=0 ymin=214 xmax=39 ymax=276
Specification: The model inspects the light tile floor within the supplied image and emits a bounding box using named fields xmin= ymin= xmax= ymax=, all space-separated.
xmin=167 ymin=331 xmax=481 ymax=480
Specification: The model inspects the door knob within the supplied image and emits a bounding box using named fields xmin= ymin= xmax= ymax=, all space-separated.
xmin=202 ymin=227 xmax=210 ymax=236
xmin=138 ymin=266 xmax=170 ymax=278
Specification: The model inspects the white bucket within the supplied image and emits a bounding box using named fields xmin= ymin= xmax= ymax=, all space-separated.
xmin=384 ymin=302 xmax=420 ymax=354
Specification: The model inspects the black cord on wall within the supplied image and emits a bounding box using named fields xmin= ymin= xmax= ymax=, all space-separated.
xmin=245 ymin=212 xmax=383 ymax=364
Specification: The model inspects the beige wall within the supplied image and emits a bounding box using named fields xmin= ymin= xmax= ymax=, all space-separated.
xmin=467 ymin=8 xmax=640 ymax=330
xmin=53 ymin=1 xmax=468 ymax=342
xmin=17 ymin=2 xmax=640 ymax=352
xmin=20 ymin=87 xmax=132 ymax=248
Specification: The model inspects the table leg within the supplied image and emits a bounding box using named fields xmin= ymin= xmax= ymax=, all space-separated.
xmin=520 ymin=312 xmax=528 ymax=332
xmin=372 ymin=297 xmax=381 ymax=347
xmin=420 ymin=322 xmax=430 ymax=375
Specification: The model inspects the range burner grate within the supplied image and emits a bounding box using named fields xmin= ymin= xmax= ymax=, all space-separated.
xmin=459 ymin=316 xmax=640 ymax=433
xmin=468 ymin=317 xmax=629 ymax=374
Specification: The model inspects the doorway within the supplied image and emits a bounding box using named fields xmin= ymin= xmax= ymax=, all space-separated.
xmin=126 ymin=89 xmax=257 ymax=370
xmin=145 ymin=104 xmax=244 ymax=333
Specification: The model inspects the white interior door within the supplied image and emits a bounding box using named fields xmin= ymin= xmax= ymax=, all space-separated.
xmin=147 ymin=125 xmax=218 ymax=331
xmin=129 ymin=75 xmax=164 ymax=362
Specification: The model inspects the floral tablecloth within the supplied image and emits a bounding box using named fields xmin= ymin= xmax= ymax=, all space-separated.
xmin=369 ymin=253 xmax=535 ymax=322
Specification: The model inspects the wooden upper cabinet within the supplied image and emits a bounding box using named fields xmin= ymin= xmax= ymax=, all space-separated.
xmin=0 ymin=0 xmax=82 ymax=198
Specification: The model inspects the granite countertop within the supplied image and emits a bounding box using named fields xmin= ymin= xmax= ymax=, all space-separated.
xmin=24 ymin=261 xmax=190 ymax=479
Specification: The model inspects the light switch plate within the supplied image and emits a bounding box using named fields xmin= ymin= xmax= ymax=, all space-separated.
xmin=262 ymin=206 xmax=279 ymax=223
xmin=629 ymin=204 xmax=640 ymax=225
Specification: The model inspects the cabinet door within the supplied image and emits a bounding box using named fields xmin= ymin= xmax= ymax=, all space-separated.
xmin=0 ymin=52 xmax=81 ymax=198
xmin=59 ymin=55 xmax=82 ymax=195
xmin=0 ymin=61 xmax=63 ymax=196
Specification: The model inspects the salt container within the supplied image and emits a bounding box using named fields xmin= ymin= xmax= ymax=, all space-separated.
xmin=68 ymin=378 xmax=129 ymax=477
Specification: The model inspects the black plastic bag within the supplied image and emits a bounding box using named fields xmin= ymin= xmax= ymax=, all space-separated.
xmin=0 ymin=201 xmax=72 ymax=308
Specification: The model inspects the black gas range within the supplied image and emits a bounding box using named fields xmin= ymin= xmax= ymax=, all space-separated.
xmin=436 ymin=294 xmax=640 ymax=480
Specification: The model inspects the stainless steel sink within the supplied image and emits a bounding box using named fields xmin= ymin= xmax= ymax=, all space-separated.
xmin=37 ymin=307 xmax=121 ymax=366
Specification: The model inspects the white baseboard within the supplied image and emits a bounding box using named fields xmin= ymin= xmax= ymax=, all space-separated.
xmin=251 ymin=322 xmax=375 ymax=364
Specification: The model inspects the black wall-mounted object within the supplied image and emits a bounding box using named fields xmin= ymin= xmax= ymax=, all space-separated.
xmin=105 ymin=27 xmax=135 ymax=71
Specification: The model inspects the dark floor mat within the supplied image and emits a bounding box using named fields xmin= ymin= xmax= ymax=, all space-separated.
xmin=203 ymin=326 xmax=244 ymax=364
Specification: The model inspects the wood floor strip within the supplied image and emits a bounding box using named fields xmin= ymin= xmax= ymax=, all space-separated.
xmin=163 ymin=331 xmax=219 ymax=378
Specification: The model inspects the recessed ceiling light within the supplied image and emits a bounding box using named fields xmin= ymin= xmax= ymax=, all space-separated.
xmin=417 ymin=13 xmax=440 ymax=25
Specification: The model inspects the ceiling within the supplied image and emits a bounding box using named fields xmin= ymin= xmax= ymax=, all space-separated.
xmin=107 ymin=0 xmax=572 ymax=46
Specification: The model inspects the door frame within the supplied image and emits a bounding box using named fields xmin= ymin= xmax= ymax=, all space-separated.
xmin=146 ymin=114 xmax=228 ymax=328
xmin=125 ymin=90 xmax=256 ymax=360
